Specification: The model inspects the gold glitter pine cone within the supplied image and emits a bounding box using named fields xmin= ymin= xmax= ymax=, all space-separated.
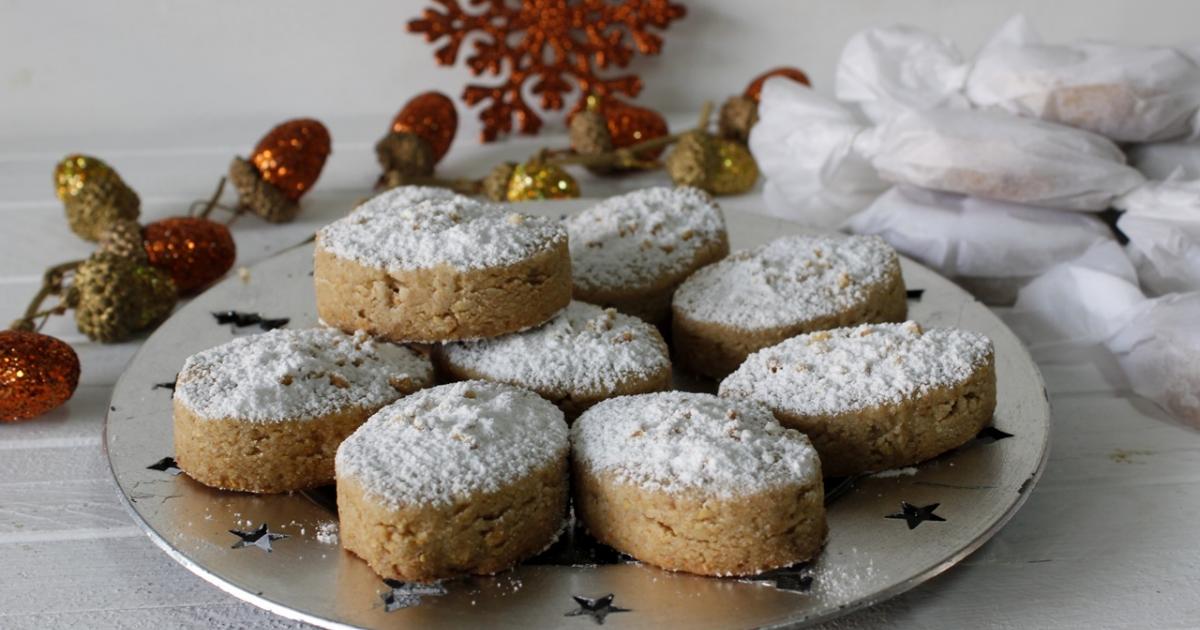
xmin=97 ymin=218 xmax=148 ymax=263
xmin=228 ymin=157 xmax=300 ymax=223
xmin=483 ymin=162 xmax=518 ymax=202
xmin=71 ymin=253 xmax=178 ymax=343
xmin=54 ymin=155 xmax=140 ymax=242
xmin=505 ymin=162 xmax=581 ymax=202
xmin=718 ymin=95 xmax=759 ymax=144
xmin=0 ymin=330 xmax=81 ymax=422
xmin=375 ymin=131 xmax=435 ymax=186
xmin=665 ymin=131 xmax=720 ymax=190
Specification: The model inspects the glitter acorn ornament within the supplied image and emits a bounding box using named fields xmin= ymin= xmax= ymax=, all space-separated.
xmin=54 ymin=154 xmax=141 ymax=241
xmin=143 ymin=217 xmax=236 ymax=295
xmin=719 ymin=66 xmax=811 ymax=143
xmin=665 ymin=130 xmax=719 ymax=190
xmin=70 ymin=253 xmax=178 ymax=343
xmin=97 ymin=218 xmax=148 ymax=263
xmin=377 ymin=91 xmax=458 ymax=187
xmin=709 ymin=139 xmax=759 ymax=195
xmin=228 ymin=118 xmax=331 ymax=223
xmin=570 ymin=95 xmax=669 ymax=174
xmin=503 ymin=161 xmax=581 ymax=202
xmin=0 ymin=330 xmax=80 ymax=422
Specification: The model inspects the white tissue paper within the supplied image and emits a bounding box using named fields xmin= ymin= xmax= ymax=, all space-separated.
xmin=846 ymin=186 xmax=1114 ymax=304
xmin=1113 ymin=174 xmax=1200 ymax=294
xmin=749 ymin=78 xmax=887 ymax=227
xmin=1012 ymin=242 xmax=1200 ymax=426
xmin=836 ymin=15 xmax=1200 ymax=142
xmin=1127 ymin=141 xmax=1200 ymax=180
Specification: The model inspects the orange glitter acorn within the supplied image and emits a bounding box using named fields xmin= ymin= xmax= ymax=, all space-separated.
xmin=143 ymin=217 xmax=236 ymax=295
xmin=393 ymin=91 xmax=457 ymax=163
xmin=0 ymin=330 xmax=80 ymax=422
xmin=744 ymin=67 xmax=811 ymax=103
xmin=228 ymin=118 xmax=331 ymax=223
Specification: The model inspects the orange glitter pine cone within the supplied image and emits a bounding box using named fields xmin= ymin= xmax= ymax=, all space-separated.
xmin=143 ymin=217 xmax=236 ymax=295
xmin=391 ymin=91 xmax=457 ymax=163
xmin=0 ymin=330 xmax=81 ymax=422
xmin=228 ymin=118 xmax=331 ymax=223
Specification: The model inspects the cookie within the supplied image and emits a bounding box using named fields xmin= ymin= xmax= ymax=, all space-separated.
xmin=571 ymin=392 xmax=825 ymax=577
xmin=719 ymin=322 xmax=996 ymax=476
xmin=564 ymin=186 xmax=729 ymax=322
xmin=672 ymin=234 xmax=906 ymax=379
xmin=315 ymin=186 xmax=572 ymax=342
xmin=435 ymin=301 xmax=671 ymax=420
xmin=336 ymin=381 xmax=569 ymax=582
xmin=173 ymin=328 xmax=433 ymax=493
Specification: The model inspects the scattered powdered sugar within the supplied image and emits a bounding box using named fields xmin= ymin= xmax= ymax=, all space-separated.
xmin=174 ymin=328 xmax=433 ymax=422
xmin=673 ymin=234 xmax=900 ymax=329
xmin=440 ymin=301 xmax=670 ymax=394
xmin=564 ymin=186 xmax=727 ymax=291
xmin=318 ymin=186 xmax=565 ymax=272
xmin=335 ymin=381 xmax=568 ymax=508
xmin=315 ymin=520 xmax=339 ymax=545
xmin=571 ymin=392 xmax=820 ymax=497
xmin=719 ymin=322 xmax=993 ymax=416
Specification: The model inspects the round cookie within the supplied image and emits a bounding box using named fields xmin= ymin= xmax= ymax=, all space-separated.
xmin=173 ymin=328 xmax=433 ymax=493
xmin=672 ymin=234 xmax=907 ymax=379
xmin=315 ymin=186 xmax=572 ymax=342
xmin=564 ymin=186 xmax=729 ymax=323
xmin=335 ymin=381 xmax=569 ymax=582
xmin=435 ymin=301 xmax=671 ymax=420
xmin=719 ymin=322 xmax=996 ymax=477
xmin=571 ymin=392 xmax=826 ymax=577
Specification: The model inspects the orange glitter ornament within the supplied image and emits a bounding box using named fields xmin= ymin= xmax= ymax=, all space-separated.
xmin=251 ymin=119 xmax=332 ymax=201
xmin=409 ymin=0 xmax=686 ymax=141
xmin=0 ymin=330 xmax=80 ymax=422
xmin=587 ymin=95 xmax=669 ymax=159
xmin=143 ymin=217 xmax=236 ymax=295
xmin=744 ymin=67 xmax=811 ymax=103
xmin=392 ymin=91 xmax=458 ymax=163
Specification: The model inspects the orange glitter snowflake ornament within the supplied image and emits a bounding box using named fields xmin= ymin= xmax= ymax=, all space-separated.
xmin=409 ymin=0 xmax=687 ymax=142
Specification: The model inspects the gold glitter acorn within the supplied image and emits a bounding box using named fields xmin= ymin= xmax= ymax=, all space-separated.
xmin=569 ymin=109 xmax=615 ymax=174
xmin=718 ymin=95 xmax=759 ymax=144
xmin=665 ymin=131 xmax=720 ymax=191
xmin=505 ymin=162 xmax=581 ymax=202
xmin=71 ymin=253 xmax=178 ymax=343
xmin=483 ymin=162 xmax=518 ymax=202
xmin=0 ymin=330 xmax=80 ymax=422
xmin=54 ymin=154 xmax=140 ymax=241
xmin=97 ymin=218 xmax=147 ymax=263
xmin=710 ymin=139 xmax=759 ymax=195
xmin=228 ymin=157 xmax=298 ymax=223
xmin=375 ymin=131 xmax=435 ymax=186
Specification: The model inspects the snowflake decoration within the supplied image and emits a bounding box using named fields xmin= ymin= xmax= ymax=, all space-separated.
xmin=409 ymin=0 xmax=687 ymax=141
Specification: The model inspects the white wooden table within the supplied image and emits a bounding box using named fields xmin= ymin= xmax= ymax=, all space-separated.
xmin=2 ymin=117 xmax=1199 ymax=630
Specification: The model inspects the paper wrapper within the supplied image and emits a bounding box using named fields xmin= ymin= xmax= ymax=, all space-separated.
xmin=1011 ymin=242 xmax=1200 ymax=426
xmin=846 ymin=186 xmax=1114 ymax=304
xmin=750 ymin=82 xmax=1144 ymax=216
xmin=837 ymin=15 xmax=1200 ymax=143
xmin=1128 ymin=141 xmax=1200 ymax=180
xmin=1113 ymin=174 xmax=1200 ymax=295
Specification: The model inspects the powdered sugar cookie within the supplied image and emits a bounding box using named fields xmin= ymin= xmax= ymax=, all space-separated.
xmin=315 ymin=187 xmax=572 ymax=342
xmin=571 ymin=392 xmax=825 ymax=577
xmin=435 ymin=301 xmax=671 ymax=420
xmin=173 ymin=328 xmax=433 ymax=493
xmin=336 ymin=381 xmax=569 ymax=582
xmin=719 ymin=322 xmax=996 ymax=476
xmin=672 ymin=234 xmax=906 ymax=379
xmin=565 ymin=187 xmax=729 ymax=322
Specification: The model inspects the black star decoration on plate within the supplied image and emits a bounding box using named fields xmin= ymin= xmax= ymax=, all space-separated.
xmin=146 ymin=456 xmax=182 ymax=475
xmin=886 ymin=502 xmax=946 ymax=529
xmin=906 ymin=289 xmax=925 ymax=300
xmin=565 ymin=593 xmax=630 ymax=625
xmin=381 ymin=579 xmax=447 ymax=612
xmin=153 ymin=376 xmax=177 ymax=391
xmin=229 ymin=523 xmax=288 ymax=552
xmin=745 ymin=563 xmax=815 ymax=593
xmin=976 ymin=426 xmax=1014 ymax=443
xmin=212 ymin=311 xmax=290 ymax=331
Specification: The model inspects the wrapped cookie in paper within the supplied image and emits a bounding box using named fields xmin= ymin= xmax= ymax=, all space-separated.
xmin=749 ymin=78 xmax=886 ymax=227
xmin=1113 ymin=174 xmax=1200 ymax=295
xmin=837 ymin=16 xmax=1200 ymax=142
xmin=846 ymin=186 xmax=1114 ymax=304
xmin=1012 ymin=242 xmax=1200 ymax=426
xmin=750 ymin=82 xmax=1145 ymax=215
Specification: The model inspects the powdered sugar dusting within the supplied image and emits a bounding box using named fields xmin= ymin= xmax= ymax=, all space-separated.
xmin=673 ymin=235 xmax=900 ymax=329
xmin=318 ymin=186 xmax=566 ymax=272
xmin=335 ymin=381 xmax=568 ymax=508
xmin=440 ymin=301 xmax=670 ymax=395
xmin=565 ymin=187 xmax=727 ymax=291
xmin=719 ymin=322 xmax=993 ymax=416
xmin=571 ymin=392 xmax=820 ymax=497
xmin=175 ymin=328 xmax=433 ymax=422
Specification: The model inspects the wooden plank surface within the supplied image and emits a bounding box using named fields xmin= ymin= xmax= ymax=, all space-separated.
xmin=1 ymin=117 xmax=1197 ymax=629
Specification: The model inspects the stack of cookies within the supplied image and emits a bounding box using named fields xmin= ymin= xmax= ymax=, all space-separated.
xmin=170 ymin=184 xmax=998 ymax=585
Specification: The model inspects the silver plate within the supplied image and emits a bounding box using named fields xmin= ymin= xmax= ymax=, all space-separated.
xmin=105 ymin=202 xmax=1050 ymax=629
